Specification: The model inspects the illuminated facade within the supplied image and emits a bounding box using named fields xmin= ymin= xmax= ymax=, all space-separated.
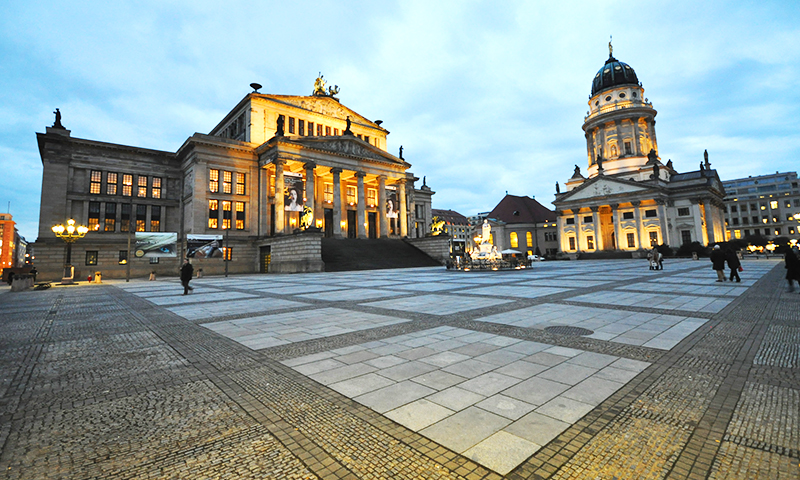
xmin=34 ymin=78 xmax=429 ymax=280
xmin=722 ymin=172 xmax=800 ymax=242
xmin=553 ymin=46 xmax=726 ymax=255
xmin=0 ymin=214 xmax=18 ymax=274
xmin=484 ymin=195 xmax=559 ymax=258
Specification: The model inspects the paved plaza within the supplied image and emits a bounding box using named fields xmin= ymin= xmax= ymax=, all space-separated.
xmin=1 ymin=258 xmax=799 ymax=479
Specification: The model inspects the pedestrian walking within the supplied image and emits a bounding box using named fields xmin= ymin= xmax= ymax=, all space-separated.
xmin=180 ymin=259 xmax=194 ymax=295
xmin=710 ymin=245 xmax=726 ymax=282
xmin=785 ymin=246 xmax=800 ymax=293
xmin=725 ymin=248 xmax=741 ymax=282
xmin=30 ymin=267 xmax=38 ymax=282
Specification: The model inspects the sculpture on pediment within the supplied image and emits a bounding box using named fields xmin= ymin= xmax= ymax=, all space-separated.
xmin=573 ymin=165 xmax=581 ymax=177
xmin=653 ymin=162 xmax=660 ymax=180
xmin=327 ymin=84 xmax=340 ymax=96
xmin=704 ymin=149 xmax=711 ymax=169
xmin=313 ymin=73 xmax=327 ymax=96
xmin=596 ymin=153 xmax=604 ymax=172
xmin=276 ymin=114 xmax=285 ymax=137
xmin=53 ymin=108 xmax=64 ymax=129
xmin=343 ymin=116 xmax=353 ymax=135
xmin=555 ymin=182 xmax=560 ymax=194
xmin=399 ymin=145 xmax=403 ymax=159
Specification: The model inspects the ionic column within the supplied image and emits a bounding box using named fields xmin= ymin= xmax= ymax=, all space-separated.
xmin=691 ymin=199 xmax=705 ymax=245
xmin=556 ymin=214 xmax=566 ymax=252
xmin=573 ymin=211 xmax=582 ymax=252
xmin=356 ymin=171 xmax=367 ymax=239
xmin=632 ymin=201 xmax=644 ymax=249
xmin=398 ymin=179 xmax=408 ymax=237
xmin=378 ymin=175 xmax=387 ymax=237
xmin=632 ymin=118 xmax=641 ymax=156
xmin=656 ymin=199 xmax=670 ymax=246
xmin=274 ymin=159 xmax=285 ymax=234
xmin=610 ymin=203 xmax=621 ymax=250
xmin=304 ymin=162 xmax=316 ymax=225
xmin=590 ymin=206 xmax=602 ymax=250
xmin=703 ymin=199 xmax=715 ymax=245
xmin=331 ymin=167 xmax=342 ymax=238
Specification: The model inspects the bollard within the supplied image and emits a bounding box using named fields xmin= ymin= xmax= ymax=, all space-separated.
xmin=93 ymin=272 xmax=102 ymax=284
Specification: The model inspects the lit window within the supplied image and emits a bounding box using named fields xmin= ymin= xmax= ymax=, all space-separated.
xmin=118 ymin=250 xmax=127 ymax=265
xmin=365 ymin=136 xmax=370 ymax=144
xmin=88 ymin=202 xmax=101 ymax=231
xmin=85 ymin=251 xmax=98 ymax=266
xmin=106 ymin=172 xmax=118 ymax=195
xmin=324 ymin=183 xmax=333 ymax=203
xmin=90 ymin=170 xmax=102 ymax=194
xmin=526 ymin=231 xmax=533 ymax=247
xmin=209 ymin=169 xmax=219 ymax=192
xmin=222 ymin=201 xmax=231 ymax=229
xmin=136 ymin=204 xmax=146 ymax=232
xmin=367 ymin=188 xmax=377 ymax=207
xmin=308 ymin=122 xmax=314 ymax=136
xmin=325 ymin=126 xmax=331 ymax=136
xmin=627 ymin=232 xmax=636 ymax=248
xmin=770 ymin=201 xmax=778 ymax=209
xmin=334 ymin=128 xmax=339 ymax=135
xmin=150 ymin=205 xmax=161 ymax=232
xmin=346 ymin=186 xmax=357 ymax=205
xmin=510 ymin=232 xmax=518 ymax=248
xmin=317 ymin=124 xmax=323 ymax=136
xmin=734 ymin=230 xmax=741 ymax=239
xmin=104 ymin=203 xmax=116 ymax=232
xmin=587 ymin=235 xmax=594 ymax=249
xmin=208 ymin=200 xmax=218 ymax=229
xmin=235 ymin=173 xmax=246 ymax=195
xmin=138 ymin=176 xmax=148 ymax=197
xmin=649 ymin=231 xmax=658 ymax=246
xmin=152 ymin=177 xmax=162 ymax=199
xmin=235 ymin=201 xmax=245 ymax=229
xmin=223 ymin=171 xmax=232 ymax=194
xmin=222 ymin=247 xmax=232 ymax=261
xmin=122 ymin=174 xmax=133 ymax=196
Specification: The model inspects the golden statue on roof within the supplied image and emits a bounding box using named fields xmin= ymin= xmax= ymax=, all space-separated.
xmin=313 ymin=73 xmax=340 ymax=97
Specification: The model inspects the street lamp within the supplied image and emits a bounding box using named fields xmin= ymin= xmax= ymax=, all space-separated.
xmin=52 ymin=219 xmax=89 ymax=284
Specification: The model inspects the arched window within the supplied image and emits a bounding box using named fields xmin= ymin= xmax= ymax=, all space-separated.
xmin=510 ymin=232 xmax=518 ymax=248
xmin=526 ymin=232 xmax=533 ymax=247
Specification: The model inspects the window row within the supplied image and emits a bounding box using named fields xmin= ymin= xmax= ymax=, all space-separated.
xmin=209 ymin=169 xmax=246 ymax=195
xmin=727 ymin=215 xmax=798 ymax=226
xmin=87 ymin=202 xmax=162 ymax=233
xmin=728 ymin=199 xmax=800 ymax=213
xmin=281 ymin=115 xmax=374 ymax=145
xmin=208 ymin=200 xmax=247 ymax=230
xmin=90 ymin=171 xmax=162 ymax=198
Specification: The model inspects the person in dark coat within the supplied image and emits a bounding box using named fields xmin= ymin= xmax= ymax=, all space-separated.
xmin=180 ymin=259 xmax=194 ymax=295
xmin=786 ymin=246 xmax=800 ymax=293
xmin=710 ymin=245 xmax=726 ymax=282
xmin=725 ymin=248 xmax=741 ymax=282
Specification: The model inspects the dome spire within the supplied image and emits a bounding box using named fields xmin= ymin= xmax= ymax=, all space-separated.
xmin=609 ymin=35 xmax=613 ymax=58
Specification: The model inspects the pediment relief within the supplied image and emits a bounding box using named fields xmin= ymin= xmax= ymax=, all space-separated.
xmin=300 ymin=138 xmax=403 ymax=165
xmin=268 ymin=96 xmax=373 ymax=126
xmin=560 ymin=178 xmax=651 ymax=202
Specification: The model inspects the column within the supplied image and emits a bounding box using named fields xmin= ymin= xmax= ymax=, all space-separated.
xmin=649 ymin=119 xmax=658 ymax=153
xmin=398 ymin=180 xmax=407 ymax=237
xmin=585 ymin=133 xmax=594 ymax=165
xmin=632 ymin=201 xmax=644 ymax=249
xmin=556 ymin=214 xmax=566 ymax=252
xmin=691 ymin=199 xmax=705 ymax=245
xmin=258 ymin=167 xmax=267 ymax=236
xmin=356 ymin=171 xmax=366 ymax=239
xmin=632 ymin=118 xmax=641 ymax=156
xmin=274 ymin=159 xmax=285 ymax=234
xmin=703 ymin=199 xmax=715 ymax=245
xmin=331 ymin=168 xmax=342 ymax=238
xmin=304 ymin=162 xmax=316 ymax=227
xmin=610 ymin=203 xmax=622 ymax=250
xmin=656 ymin=200 xmax=670 ymax=246
xmin=590 ymin=206 xmax=603 ymax=250
xmin=614 ymin=120 xmax=623 ymax=157
xmin=378 ymin=175 xmax=387 ymax=238
xmin=573 ymin=211 xmax=582 ymax=252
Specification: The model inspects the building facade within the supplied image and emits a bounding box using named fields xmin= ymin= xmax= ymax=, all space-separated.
xmin=722 ymin=172 xmax=800 ymax=243
xmin=483 ymin=195 xmax=559 ymax=258
xmin=431 ymin=208 xmax=471 ymax=257
xmin=553 ymin=45 xmax=726 ymax=256
xmin=34 ymin=78 xmax=430 ymax=280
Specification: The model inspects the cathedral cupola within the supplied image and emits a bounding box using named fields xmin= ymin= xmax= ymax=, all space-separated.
xmin=582 ymin=40 xmax=660 ymax=179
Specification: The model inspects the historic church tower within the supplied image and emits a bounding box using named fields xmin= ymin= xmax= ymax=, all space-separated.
xmin=582 ymin=42 xmax=660 ymax=179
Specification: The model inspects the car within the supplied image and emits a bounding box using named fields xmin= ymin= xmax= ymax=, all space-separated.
xmin=527 ymin=255 xmax=544 ymax=261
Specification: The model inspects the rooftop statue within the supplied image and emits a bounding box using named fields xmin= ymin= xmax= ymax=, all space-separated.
xmin=52 ymin=108 xmax=64 ymax=129
xmin=313 ymin=73 xmax=327 ymax=96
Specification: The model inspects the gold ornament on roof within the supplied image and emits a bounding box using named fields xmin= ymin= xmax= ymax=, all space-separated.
xmin=313 ymin=73 xmax=340 ymax=97
xmin=609 ymin=35 xmax=613 ymax=56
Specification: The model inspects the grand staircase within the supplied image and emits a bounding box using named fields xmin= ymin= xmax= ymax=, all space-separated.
xmin=321 ymin=238 xmax=442 ymax=272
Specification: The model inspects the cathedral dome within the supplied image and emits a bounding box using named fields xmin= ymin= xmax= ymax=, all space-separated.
xmin=591 ymin=55 xmax=639 ymax=96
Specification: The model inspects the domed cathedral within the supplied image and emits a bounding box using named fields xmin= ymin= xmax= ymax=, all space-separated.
xmin=553 ymin=42 xmax=727 ymax=257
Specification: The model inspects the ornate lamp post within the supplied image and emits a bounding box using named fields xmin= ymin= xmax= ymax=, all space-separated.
xmin=52 ymin=219 xmax=89 ymax=284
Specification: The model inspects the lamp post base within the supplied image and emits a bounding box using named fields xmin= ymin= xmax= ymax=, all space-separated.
xmin=61 ymin=264 xmax=75 ymax=284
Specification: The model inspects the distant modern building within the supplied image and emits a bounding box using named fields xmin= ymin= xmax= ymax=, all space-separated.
xmin=33 ymin=77 xmax=432 ymax=280
xmin=0 ymin=213 xmax=26 ymax=276
xmin=553 ymin=44 xmax=726 ymax=256
xmin=431 ymin=208 xmax=471 ymax=256
xmin=722 ymin=172 xmax=800 ymax=242
xmin=484 ymin=195 xmax=558 ymax=257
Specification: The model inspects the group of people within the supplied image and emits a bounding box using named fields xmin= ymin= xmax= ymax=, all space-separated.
xmin=710 ymin=245 xmax=742 ymax=282
xmin=647 ymin=248 xmax=664 ymax=270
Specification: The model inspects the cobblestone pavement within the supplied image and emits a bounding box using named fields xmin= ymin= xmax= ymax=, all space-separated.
xmin=1 ymin=258 xmax=798 ymax=479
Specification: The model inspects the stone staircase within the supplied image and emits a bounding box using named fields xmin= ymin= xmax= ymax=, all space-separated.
xmin=321 ymin=238 xmax=442 ymax=272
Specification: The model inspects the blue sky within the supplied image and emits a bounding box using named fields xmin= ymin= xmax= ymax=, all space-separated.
xmin=2 ymin=1 xmax=799 ymax=241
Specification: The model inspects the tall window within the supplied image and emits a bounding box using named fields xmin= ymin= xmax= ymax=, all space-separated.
xmin=298 ymin=119 xmax=305 ymax=136
xmin=568 ymin=236 xmax=576 ymax=250
xmin=645 ymin=209 xmax=657 ymax=218
xmin=209 ymin=169 xmax=220 ymax=192
xmin=324 ymin=183 xmax=333 ymax=203
xmin=90 ymin=170 xmax=102 ymax=194
xmin=222 ymin=247 xmax=232 ymax=261
xmin=235 ymin=173 xmax=246 ymax=195
xmin=626 ymin=232 xmax=636 ymax=248
xmin=510 ymin=232 xmax=518 ymax=248
xmin=122 ymin=174 xmax=133 ymax=196
xmin=137 ymin=176 xmax=148 ymax=197
xmin=649 ymin=231 xmax=658 ymax=246
xmin=681 ymin=230 xmax=692 ymax=245
xmin=526 ymin=231 xmax=533 ymax=248
xmin=136 ymin=205 xmax=147 ymax=232
xmin=677 ymin=207 xmax=690 ymax=216
xmin=367 ymin=188 xmax=377 ymax=207
xmin=121 ymin=204 xmax=131 ymax=232
xmin=236 ymin=202 xmax=245 ymax=229
xmin=222 ymin=201 xmax=232 ymax=229
xmin=222 ymin=171 xmax=232 ymax=194
xmin=288 ymin=117 xmax=295 ymax=134
xmin=106 ymin=172 xmax=118 ymax=195
xmin=587 ymin=235 xmax=595 ymax=250
xmin=624 ymin=141 xmax=632 ymax=154
xmin=152 ymin=177 xmax=162 ymax=199
xmin=104 ymin=203 xmax=116 ymax=232
xmin=150 ymin=205 xmax=161 ymax=232
xmin=307 ymin=122 xmax=314 ymax=136
xmin=208 ymin=200 xmax=219 ymax=229
xmin=325 ymin=126 xmax=331 ymax=136
xmin=316 ymin=124 xmax=323 ymax=136
xmin=346 ymin=186 xmax=357 ymax=205
xmin=88 ymin=202 xmax=101 ymax=231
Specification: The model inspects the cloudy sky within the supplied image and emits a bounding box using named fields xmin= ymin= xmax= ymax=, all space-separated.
xmin=2 ymin=1 xmax=799 ymax=241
